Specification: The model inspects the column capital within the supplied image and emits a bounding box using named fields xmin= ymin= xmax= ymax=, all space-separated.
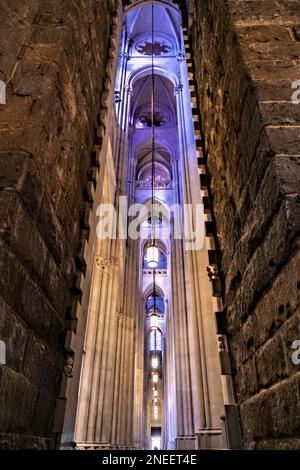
xmin=114 ymin=90 xmax=121 ymax=103
xmin=176 ymin=51 xmax=185 ymax=63
xmin=95 ymin=256 xmax=111 ymax=273
xmin=119 ymin=51 xmax=129 ymax=61
xmin=175 ymin=84 xmax=183 ymax=95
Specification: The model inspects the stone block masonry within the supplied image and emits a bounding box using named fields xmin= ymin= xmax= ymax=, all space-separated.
xmin=0 ymin=0 xmax=118 ymax=449
xmin=190 ymin=0 xmax=300 ymax=449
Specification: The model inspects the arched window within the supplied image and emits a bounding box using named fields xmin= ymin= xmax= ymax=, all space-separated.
xmin=146 ymin=291 xmax=165 ymax=314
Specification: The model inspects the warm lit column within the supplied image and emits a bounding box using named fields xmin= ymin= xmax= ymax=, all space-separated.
xmin=74 ymin=237 xmax=121 ymax=446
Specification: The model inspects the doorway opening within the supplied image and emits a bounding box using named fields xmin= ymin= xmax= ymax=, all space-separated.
xmin=151 ymin=427 xmax=162 ymax=450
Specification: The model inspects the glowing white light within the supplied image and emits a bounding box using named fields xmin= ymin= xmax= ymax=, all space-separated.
xmin=153 ymin=403 xmax=159 ymax=419
xmin=150 ymin=313 xmax=159 ymax=329
xmin=147 ymin=243 xmax=159 ymax=268
xmin=151 ymin=356 xmax=159 ymax=369
xmin=153 ymin=373 xmax=158 ymax=383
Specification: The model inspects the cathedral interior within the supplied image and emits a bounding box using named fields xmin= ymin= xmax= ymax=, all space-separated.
xmin=0 ymin=0 xmax=300 ymax=451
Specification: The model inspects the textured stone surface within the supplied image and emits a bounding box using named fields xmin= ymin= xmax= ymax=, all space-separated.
xmin=241 ymin=373 xmax=300 ymax=447
xmin=191 ymin=0 xmax=300 ymax=449
xmin=0 ymin=0 xmax=117 ymax=449
xmin=0 ymin=366 xmax=38 ymax=433
xmin=0 ymin=432 xmax=53 ymax=450
xmin=0 ymin=299 xmax=29 ymax=372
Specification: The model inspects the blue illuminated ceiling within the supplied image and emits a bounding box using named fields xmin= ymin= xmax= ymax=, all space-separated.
xmin=131 ymin=74 xmax=177 ymax=183
xmin=119 ymin=1 xmax=183 ymax=208
xmin=124 ymin=1 xmax=181 ymax=54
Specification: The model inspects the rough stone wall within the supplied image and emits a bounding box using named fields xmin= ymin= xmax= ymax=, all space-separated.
xmin=191 ymin=0 xmax=300 ymax=449
xmin=0 ymin=0 xmax=117 ymax=449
